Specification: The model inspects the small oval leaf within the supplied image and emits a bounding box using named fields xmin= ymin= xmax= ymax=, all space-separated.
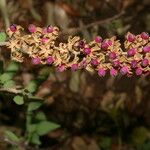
xmin=0 ymin=32 xmax=6 ymax=42
xmin=28 ymin=101 xmax=42 ymax=111
xmin=13 ymin=95 xmax=24 ymax=105
xmin=36 ymin=121 xmax=60 ymax=136
xmin=5 ymin=130 xmax=20 ymax=142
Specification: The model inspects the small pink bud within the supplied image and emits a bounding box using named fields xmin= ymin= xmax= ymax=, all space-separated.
xmin=91 ymin=59 xmax=99 ymax=66
xmin=142 ymin=46 xmax=150 ymax=53
xmin=80 ymin=60 xmax=87 ymax=68
xmin=41 ymin=38 xmax=48 ymax=43
xmin=95 ymin=36 xmax=102 ymax=43
xmin=83 ymin=47 xmax=91 ymax=55
xmin=141 ymin=58 xmax=149 ymax=67
xmin=47 ymin=25 xmax=53 ymax=33
xmin=46 ymin=56 xmax=54 ymax=65
xmin=32 ymin=57 xmax=40 ymax=65
xmin=120 ymin=66 xmax=129 ymax=75
xmin=57 ymin=65 xmax=65 ymax=72
xmin=71 ymin=64 xmax=78 ymax=71
xmin=98 ymin=68 xmax=106 ymax=77
xmin=127 ymin=48 xmax=136 ymax=57
xmin=131 ymin=60 xmax=137 ymax=68
xmin=101 ymin=40 xmax=112 ymax=50
xmin=109 ymin=52 xmax=117 ymax=59
xmin=135 ymin=68 xmax=142 ymax=75
xmin=112 ymin=60 xmax=120 ymax=68
xmin=110 ymin=68 xmax=118 ymax=77
xmin=28 ymin=24 xmax=36 ymax=33
xmin=78 ymin=40 xmax=85 ymax=49
xmin=141 ymin=32 xmax=149 ymax=40
xmin=126 ymin=33 xmax=135 ymax=42
xmin=10 ymin=24 xmax=17 ymax=32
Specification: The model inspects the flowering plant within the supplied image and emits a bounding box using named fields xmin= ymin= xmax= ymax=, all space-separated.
xmin=5 ymin=24 xmax=149 ymax=77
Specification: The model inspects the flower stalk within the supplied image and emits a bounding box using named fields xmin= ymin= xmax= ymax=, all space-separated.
xmin=1 ymin=24 xmax=150 ymax=77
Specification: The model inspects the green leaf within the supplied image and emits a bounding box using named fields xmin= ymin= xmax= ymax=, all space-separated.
xmin=30 ymin=133 xmax=41 ymax=145
xmin=13 ymin=95 xmax=24 ymax=105
xmin=137 ymin=141 xmax=150 ymax=150
xmin=26 ymin=81 xmax=37 ymax=93
xmin=5 ymin=130 xmax=20 ymax=142
xmin=99 ymin=137 xmax=111 ymax=149
xmin=28 ymin=101 xmax=42 ymax=112
xmin=131 ymin=126 xmax=149 ymax=146
xmin=36 ymin=121 xmax=60 ymax=136
xmin=10 ymin=147 xmax=20 ymax=150
xmin=3 ymin=80 xmax=15 ymax=88
xmin=27 ymin=124 xmax=36 ymax=133
xmin=0 ymin=62 xmax=19 ymax=84
xmin=35 ymin=112 xmax=47 ymax=121
xmin=6 ymin=61 xmax=19 ymax=72
xmin=0 ymin=32 xmax=6 ymax=42
xmin=0 ymin=73 xmax=13 ymax=83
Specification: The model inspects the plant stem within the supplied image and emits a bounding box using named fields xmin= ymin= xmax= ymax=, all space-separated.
xmin=0 ymin=0 xmax=10 ymax=28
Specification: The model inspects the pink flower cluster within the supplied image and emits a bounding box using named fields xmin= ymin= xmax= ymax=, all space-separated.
xmin=7 ymin=24 xmax=150 ymax=77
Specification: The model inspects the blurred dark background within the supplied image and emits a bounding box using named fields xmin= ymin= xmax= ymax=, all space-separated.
xmin=0 ymin=0 xmax=150 ymax=150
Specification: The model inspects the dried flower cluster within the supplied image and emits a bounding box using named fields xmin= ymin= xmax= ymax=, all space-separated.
xmin=6 ymin=24 xmax=150 ymax=76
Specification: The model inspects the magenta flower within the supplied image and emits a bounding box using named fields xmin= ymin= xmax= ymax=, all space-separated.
xmin=83 ymin=47 xmax=91 ymax=55
xmin=41 ymin=38 xmax=48 ymax=43
xmin=95 ymin=36 xmax=102 ymax=43
xmin=131 ymin=60 xmax=138 ymax=68
xmin=91 ymin=59 xmax=99 ymax=66
xmin=32 ymin=57 xmax=40 ymax=65
xmin=141 ymin=58 xmax=149 ymax=67
xmin=71 ymin=64 xmax=78 ymax=71
xmin=10 ymin=24 xmax=17 ymax=32
xmin=110 ymin=68 xmax=118 ymax=77
xmin=109 ymin=52 xmax=117 ymax=60
xmin=127 ymin=48 xmax=136 ymax=57
xmin=140 ymin=32 xmax=149 ymax=40
xmin=142 ymin=46 xmax=150 ymax=53
xmin=47 ymin=25 xmax=53 ymax=33
xmin=78 ymin=40 xmax=85 ymax=49
xmin=46 ymin=56 xmax=54 ymax=65
xmin=135 ymin=68 xmax=142 ymax=75
xmin=101 ymin=40 xmax=112 ymax=50
xmin=98 ymin=68 xmax=106 ymax=77
xmin=112 ymin=60 xmax=120 ymax=68
xmin=126 ymin=33 xmax=135 ymax=42
xmin=120 ymin=66 xmax=129 ymax=75
xmin=80 ymin=60 xmax=87 ymax=68
xmin=28 ymin=24 xmax=36 ymax=33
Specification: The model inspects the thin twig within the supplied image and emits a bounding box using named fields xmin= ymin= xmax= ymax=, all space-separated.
xmin=0 ymin=0 xmax=10 ymax=28
xmin=0 ymin=88 xmax=44 ymax=101
xmin=0 ymin=88 xmax=22 ymax=94
xmin=62 ymin=11 xmax=125 ymax=35
xmin=0 ymin=11 xmax=125 ymax=46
